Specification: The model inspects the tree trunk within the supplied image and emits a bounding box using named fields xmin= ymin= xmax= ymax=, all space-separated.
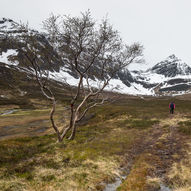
xmin=68 ymin=123 xmax=76 ymax=140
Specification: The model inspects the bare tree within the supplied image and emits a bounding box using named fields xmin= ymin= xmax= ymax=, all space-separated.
xmin=10 ymin=11 xmax=143 ymax=142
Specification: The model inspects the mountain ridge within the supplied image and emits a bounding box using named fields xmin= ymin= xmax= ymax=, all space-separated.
xmin=1 ymin=18 xmax=191 ymax=96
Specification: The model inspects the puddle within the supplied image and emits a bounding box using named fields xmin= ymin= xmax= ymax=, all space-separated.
xmin=103 ymin=177 xmax=122 ymax=191
xmin=28 ymin=120 xmax=49 ymax=133
xmin=103 ymin=179 xmax=171 ymax=191
xmin=34 ymin=127 xmax=48 ymax=133
xmin=1 ymin=125 xmax=17 ymax=130
xmin=0 ymin=109 xmax=17 ymax=116
xmin=103 ymin=166 xmax=131 ymax=191
xmin=28 ymin=120 xmax=49 ymax=126
xmin=0 ymin=126 xmax=18 ymax=140
xmin=159 ymin=183 xmax=171 ymax=191
xmin=103 ymin=173 xmax=127 ymax=191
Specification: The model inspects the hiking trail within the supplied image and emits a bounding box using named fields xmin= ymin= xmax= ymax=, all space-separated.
xmin=104 ymin=113 xmax=188 ymax=191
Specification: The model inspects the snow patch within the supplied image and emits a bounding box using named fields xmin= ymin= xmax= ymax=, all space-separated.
xmin=49 ymin=68 xmax=79 ymax=86
xmin=107 ymin=79 xmax=154 ymax=95
xmin=0 ymin=49 xmax=18 ymax=66
xmin=50 ymin=68 xmax=155 ymax=95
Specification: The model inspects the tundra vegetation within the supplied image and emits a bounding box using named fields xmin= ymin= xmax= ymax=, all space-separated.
xmin=1 ymin=95 xmax=191 ymax=190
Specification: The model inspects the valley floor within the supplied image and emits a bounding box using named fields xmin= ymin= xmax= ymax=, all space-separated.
xmin=0 ymin=97 xmax=191 ymax=191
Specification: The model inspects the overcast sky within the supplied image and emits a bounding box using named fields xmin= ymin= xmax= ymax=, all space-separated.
xmin=1 ymin=0 xmax=191 ymax=70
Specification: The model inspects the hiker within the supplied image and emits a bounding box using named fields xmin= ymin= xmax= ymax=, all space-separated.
xmin=169 ymin=102 xmax=175 ymax=114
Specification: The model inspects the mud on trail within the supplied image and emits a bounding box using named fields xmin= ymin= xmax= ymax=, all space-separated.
xmin=116 ymin=113 xmax=189 ymax=191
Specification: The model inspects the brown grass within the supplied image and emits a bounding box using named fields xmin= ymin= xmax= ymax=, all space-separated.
xmin=168 ymin=142 xmax=191 ymax=191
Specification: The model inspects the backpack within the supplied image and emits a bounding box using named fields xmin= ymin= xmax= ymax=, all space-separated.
xmin=170 ymin=103 xmax=174 ymax=109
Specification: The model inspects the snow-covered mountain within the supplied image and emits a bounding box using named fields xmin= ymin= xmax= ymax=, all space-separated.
xmin=150 ymin=54 xmax=191 ymax=77
xmin=1 ymin=18 xmax=191 ymax=97
xmin=50 ymin=54 xmax=191 ymax=96
xmin=0 ymin=18 xmax=24 ymax=33
xmin=131 ymin=55 xmax=191 ymax=95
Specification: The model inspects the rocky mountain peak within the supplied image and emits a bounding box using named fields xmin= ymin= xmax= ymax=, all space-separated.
xmin=150 ymin=54 xmax=191 ymax=77
xmin=0 ymin=18 xmax=14 ymax=23
xmin=0 ymin=18 xmax=19 ymax=32
xmin=168 ymin=54 xmax=179 ymax=60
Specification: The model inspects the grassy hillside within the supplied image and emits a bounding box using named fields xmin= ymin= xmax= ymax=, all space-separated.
xmin=0 ymin=97 xmax=191 ymax=190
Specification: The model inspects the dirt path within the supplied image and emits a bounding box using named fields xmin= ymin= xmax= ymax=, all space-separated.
xmin=110 ymin=114 xmax=188 ymax=191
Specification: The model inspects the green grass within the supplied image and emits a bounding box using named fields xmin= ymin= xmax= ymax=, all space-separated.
xmin=117 ymin=118 xmax=159 ymax=129
xmin=177 ymin=120 xmax=191 ymax=135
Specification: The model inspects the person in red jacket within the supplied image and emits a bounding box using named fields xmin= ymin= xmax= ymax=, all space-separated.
xmin=169 ymin=102 xmax=175 ymax=114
